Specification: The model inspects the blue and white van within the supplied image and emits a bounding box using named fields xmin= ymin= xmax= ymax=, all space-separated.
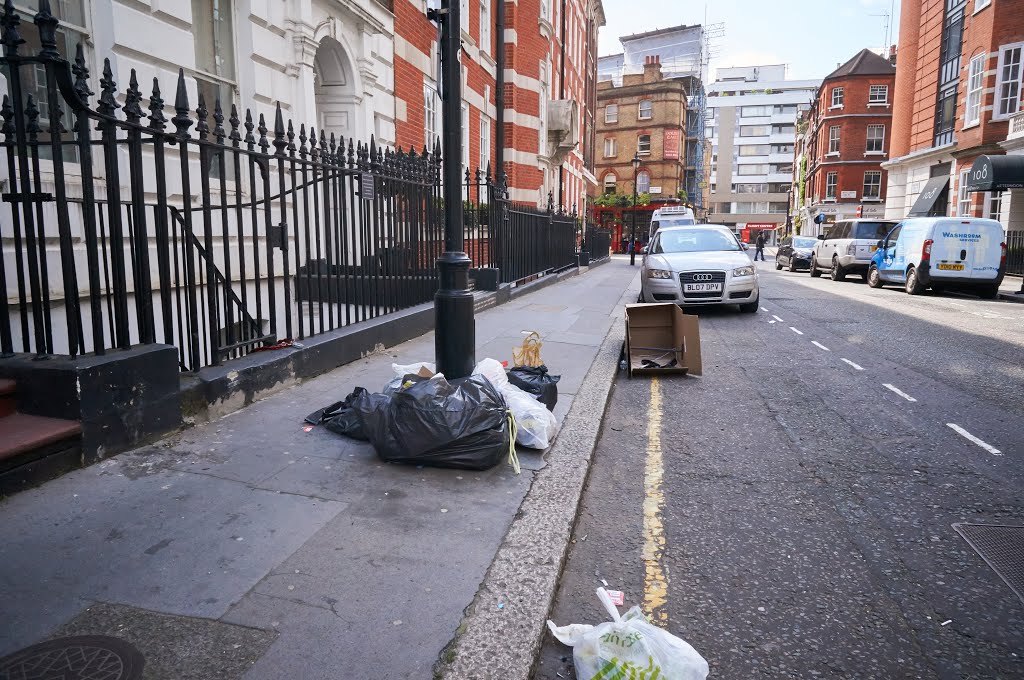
xmin=867 ymin=217 xmax=1006 ymax=297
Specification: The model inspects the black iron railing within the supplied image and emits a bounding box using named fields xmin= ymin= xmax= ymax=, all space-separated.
xmin=584 ymin=226 xmax=612 ymax=263
xmin=1 ymin=0 xmax=582 ymax=372
xmin=1006 ymin=230 xmax=1024 ymax=280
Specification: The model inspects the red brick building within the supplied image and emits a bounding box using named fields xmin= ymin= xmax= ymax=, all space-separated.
xmin=885 ymin=0 xmax=1024 ymax=223
xmin=803 ymin=49 xmax=896 ymax=225
xmin=392 ymin=0 xmax=606 ymax=209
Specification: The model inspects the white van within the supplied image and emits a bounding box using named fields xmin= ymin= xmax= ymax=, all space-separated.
xmin=648 ymin=206 xmax=696 ymax=241
xmin=867 ymin=217 xmax=1006 ymax=297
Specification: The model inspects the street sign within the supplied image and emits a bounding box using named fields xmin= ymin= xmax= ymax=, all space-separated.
xmin=360 ymin=172 xmax=375 ymax=201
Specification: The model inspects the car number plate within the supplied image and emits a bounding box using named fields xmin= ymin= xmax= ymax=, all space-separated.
xmin=937 ymin=263 xmax=964 ymax=271
xmin=683 ymin=282 xmax=722 ymax=292
xmin=870 ymin=245 xmax=878 ymax=253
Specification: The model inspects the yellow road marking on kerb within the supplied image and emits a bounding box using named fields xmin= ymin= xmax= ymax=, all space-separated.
xmin=643 ymin=377 xmax=669 ymax=623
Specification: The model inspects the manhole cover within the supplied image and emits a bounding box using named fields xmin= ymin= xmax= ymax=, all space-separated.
xmin=0 ymin=635 xmax=144 ymax=680
xmin=953 ymin=523 xmax=1024 ymax=603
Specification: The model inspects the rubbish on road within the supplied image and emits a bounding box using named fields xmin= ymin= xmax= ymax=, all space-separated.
xmin=600 ymin=579 xmax=608 ymax=587
xmin=353 ymin=373 xmax=517 ymax=471
xmin=474 ymin=358 xmax=558 ymax=449
xmin=507 ymin=364 xmax=560 ymax=411
xmin=513 ymin=331 xmax=544 ymax=367
xmin=624 ymin=304 xmax=702 ymax=378
xmin=305 ymin=388 xmax=372 ymax=441
xmin=547 ymin=588 xmax=709 ymax=680
xmin=606 ymin=590 xmax=624 ymax=606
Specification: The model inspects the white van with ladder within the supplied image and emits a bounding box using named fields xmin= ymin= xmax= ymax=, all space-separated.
xmin=648 ymin=206 xmax=696 ymax=241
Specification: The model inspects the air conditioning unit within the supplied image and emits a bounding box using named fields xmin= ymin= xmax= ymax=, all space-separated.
xmin=547 ymin=99 xmax=579 ymax=152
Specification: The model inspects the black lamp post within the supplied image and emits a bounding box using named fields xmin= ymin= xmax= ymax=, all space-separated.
xmin=430 ymin=0 xmax=474 ymax=378
xmin=630 ymin=152 xmax=641 ymax=266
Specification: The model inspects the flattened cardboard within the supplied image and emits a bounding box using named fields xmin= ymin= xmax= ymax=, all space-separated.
xmin=624 ymin=303 xmax=702 ymax=377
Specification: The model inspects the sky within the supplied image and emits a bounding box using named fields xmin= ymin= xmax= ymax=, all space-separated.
xmin=598 ymin=0 xmax=900 ymax=82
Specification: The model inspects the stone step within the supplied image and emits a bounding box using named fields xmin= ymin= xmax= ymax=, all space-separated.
xmin=0 ymin=378 xmax=15 ymax=418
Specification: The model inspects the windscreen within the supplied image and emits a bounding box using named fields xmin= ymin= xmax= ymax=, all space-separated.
xmin=853 ymin=222 xmax=897 ymax=240
xmin=654 ymin=229 xmax=741 ymax=253
xmin=793 ymin=237 xmax=817 ymax=249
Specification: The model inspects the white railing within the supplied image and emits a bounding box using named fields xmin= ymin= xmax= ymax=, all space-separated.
xmin=1009 ymin=112 xmax=1024 ymax=141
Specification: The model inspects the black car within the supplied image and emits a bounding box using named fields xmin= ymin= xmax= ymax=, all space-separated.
xmin=775 ymin=235 xmax=818 ymax=272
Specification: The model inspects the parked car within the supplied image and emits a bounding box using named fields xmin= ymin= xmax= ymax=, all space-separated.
xmin=867 ymin=217 xmax=1006 ymax=297
xmin=775 ymin=235 xmax=818 ymax=272
xmin=809 ymin=219 xmax=898 ymax=281
xmin=648 ymin=206 xmax=696 ymax=241
xmin=640 ymin=225 xmax=759 ymax=313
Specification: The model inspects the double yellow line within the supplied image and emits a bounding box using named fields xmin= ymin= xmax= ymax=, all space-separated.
xmin=642 ymin=377 xmax=669 ymax=623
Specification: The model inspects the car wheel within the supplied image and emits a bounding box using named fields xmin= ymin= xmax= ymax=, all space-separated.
xmin=868 ymin=265 xmax=884 ymax=288
xmin=775 ymin=259 xmax=783 ymax=270
xmin=905 ymin=266 xmax=924 ymax=295
xmin=809 ymin=256 xmax=822 ymax=277
xmin=978 ymin=285 xmax=1000 ymax=299
xmin=789 ymin=259 xmax=798 ymax=273
xmin=830 ymin=257 xmax=846 ymax=282
xmin=739 ymin=299 xmax=759 ymax=313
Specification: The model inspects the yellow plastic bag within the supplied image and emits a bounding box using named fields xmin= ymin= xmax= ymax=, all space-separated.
xmin=513 ymin=331 xmax=543 ymax=367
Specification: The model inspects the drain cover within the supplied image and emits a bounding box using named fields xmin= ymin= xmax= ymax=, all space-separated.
xmin=953 ymin=523 xmax=1024 ymax=603
xmin=0 ymin=635 xmax=144 ymax=680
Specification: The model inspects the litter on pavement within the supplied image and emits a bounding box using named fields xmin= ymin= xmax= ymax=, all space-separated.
xmin=547 ymin=588 xmax=709 ymax=680
xmin=507 ymin=364 xmax=560 ymax=411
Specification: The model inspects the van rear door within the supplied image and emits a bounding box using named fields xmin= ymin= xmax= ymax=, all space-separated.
xmin=931 ymin=219 xmax=1002 ymax=280
xmin=967 ymin=220 xmax=1004 ymax=280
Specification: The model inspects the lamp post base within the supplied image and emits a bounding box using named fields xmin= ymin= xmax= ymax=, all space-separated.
xmin=434 ymin=251 xmax=476 ymax=379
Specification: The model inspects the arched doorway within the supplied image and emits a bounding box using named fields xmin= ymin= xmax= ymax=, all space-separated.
xmin=313 ymin=38 xmax=358 ymax=140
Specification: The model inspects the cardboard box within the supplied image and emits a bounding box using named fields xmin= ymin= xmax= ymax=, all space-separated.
xmin=624 ymin=304 xmax=702 ymax=377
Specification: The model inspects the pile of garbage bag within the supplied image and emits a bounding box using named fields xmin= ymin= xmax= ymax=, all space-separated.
xmin=547 ymin=588 xmax=709 ymax=680
xmin=507 ymin=364 xmax=559 ymax=411
xmin=307 ymin=357 xmax=561 ymax=471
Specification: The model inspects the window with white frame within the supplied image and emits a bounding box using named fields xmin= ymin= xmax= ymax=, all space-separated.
xmin=637 ymin=134 xmax=651 ymax=154
xmin=605 ymin=104 xmax=618 ymax=123
xmin=965 ymin=54 xmax=985 ymax=125
xmin=603 ymin=138 xmax=616 ymax=157
xmin=825 ymin=171 xmax=838 ymax=199
xmin=958 ymin=169 xmax=972 ymax=216
xmin=479 ymin=115 xmax=490 ymax=172
xmin=603 ymin=173 xmax=617 ymax=194
xmin=828 ymin=126 xmax=841 ymax=153
xmin=866 ymin=124 xmax=885 ymax=152
xmin=460 ymin=0 xmax=469 ymax=36
xmin=985 ymin=191 xmax=1002 ymax=221
xmin=540 ymin=0 xmax=550 ymax=23
xmin=996 ymin=43 xmax=1023 ymax=118
xmin=424 ymin=83 xmax=438 ymax=149
xmin=863 ymin=171 xmax=882 ymax=199
xmin=637 ymin=171 xmax=651 ymax=193
xmin=975 ymin=0 xmax=992 ymax=11
xmin=638 ymin=100 xmax=653 ymax=120
xmin=480 ymin=0 xmax=490 ymax=53
xmin=831 ymin=87 xmax=844 ymax=107
xmin=192 ymin=0 xmax=237 ymax=119
xmin=868 ymin=85 xmax=889 ymax=104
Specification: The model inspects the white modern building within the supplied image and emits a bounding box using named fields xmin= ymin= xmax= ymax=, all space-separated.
xmin=706 ymin=65 xmax=819 ymax=237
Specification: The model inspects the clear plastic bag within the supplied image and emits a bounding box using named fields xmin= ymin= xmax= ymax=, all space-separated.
xmin=474 ymin=359 xmax=557 ymax=449
xmin=547 ymin=588 xmax=709 ymax=680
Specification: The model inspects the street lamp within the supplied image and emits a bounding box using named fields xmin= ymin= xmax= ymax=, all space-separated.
xmin=630 ymin=152 xmax=641 ymax=266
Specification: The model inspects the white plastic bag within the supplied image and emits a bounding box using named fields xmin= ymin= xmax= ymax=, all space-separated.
xmin=392 ymin=361 xmax=435 ymax=378
xmin=473 ymin=359 xmax=557 ymax=449
xmin=547 ymin=588 xmax=709 ymax=680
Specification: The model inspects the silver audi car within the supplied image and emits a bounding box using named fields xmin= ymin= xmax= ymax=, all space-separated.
xmin=639 ymin=225 xmax=760 ymax=313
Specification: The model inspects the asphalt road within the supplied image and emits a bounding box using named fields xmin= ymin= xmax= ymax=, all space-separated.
xmin=535 ymin=259 xmax=1024 ymax=679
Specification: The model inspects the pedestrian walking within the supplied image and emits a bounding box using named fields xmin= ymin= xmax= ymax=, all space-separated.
xmin=754 ymin=231 xmax=766 ymax=261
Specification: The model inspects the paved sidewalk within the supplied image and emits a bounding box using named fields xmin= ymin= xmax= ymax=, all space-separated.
xmin=999 ymin=275 xmax=1024 ymax=303
xmin=0 ymin=258 xmax=639 ymax=679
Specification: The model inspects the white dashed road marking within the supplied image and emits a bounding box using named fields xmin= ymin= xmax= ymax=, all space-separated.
xmin=772 ymin=315 xmax=784 ymax=322
xmin=883 ymin=383 xmax=917 ymax=402
xmin=761 ymin=307 xmax=769 ymax=312
xmin=790 ymin=327 xmax=804 ymax=335
xmin=841 ymin=358 xmax=865 ymax=371
xmin=811 ymin=341 xmax=830 ymax=351
xmin=947 ymin=423 xmax=1002 ymax=455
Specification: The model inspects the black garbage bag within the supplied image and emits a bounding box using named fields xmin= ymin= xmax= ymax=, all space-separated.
xmin=352 ymin=374 xmax=512 ymax=470
xmin=507 ymin=365 xmax=560 ymax=412
xmin=305 ymin=387 xmax=378 ymax=440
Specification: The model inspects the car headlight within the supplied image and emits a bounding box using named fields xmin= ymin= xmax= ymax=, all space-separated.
xmin=733 ymin=266 xmax=755 ymax=277
xmin=648 ymin=269 xmax=673 ymax=279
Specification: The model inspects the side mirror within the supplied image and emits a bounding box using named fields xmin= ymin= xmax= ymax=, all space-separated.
xmin=876 ymin=240 xmax=884 ymax=248
xmin=817 ymin=234 xmax=825 ymax=240
xmin=742 ymin=243 xmax=750 ymax=250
